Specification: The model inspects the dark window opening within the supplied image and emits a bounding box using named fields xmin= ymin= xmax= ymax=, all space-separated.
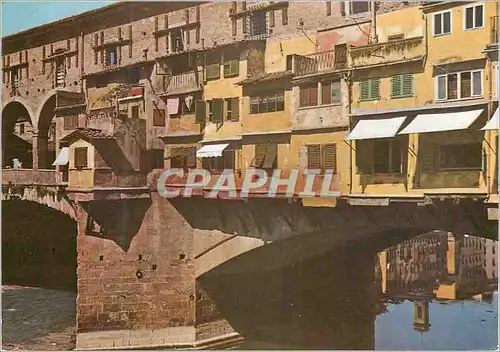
xmin=131 ymin=105 xmax=139 ymax=119
xmin=251 ymin=144 xmax=278 ymax=170
xmin=74 ymin=147 xmax=88 ymax=169
xmin=171 ymin=28 xmax=184 ymax=53
xmin=105 ymin=46 xmax=118 ymax=66
xmin=440 ymin=144 xmax=482 ymax=170
xmin=349 ymin=1 xmax=371 ymax=15
xmin=249 ymin=10 xmax=268 ymax=37
xmin=250 ymin=91 xmax=285 ymax=114
xmin=202 ymin=149 xmax=235 ymax=173
xmin=170 ymin=146 xmax=196 ymax=169
xmin=126 ymin=67 xmax=140 ymax=84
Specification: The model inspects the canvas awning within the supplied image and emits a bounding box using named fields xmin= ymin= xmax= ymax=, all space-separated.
xmin=196 ymin=144 xmax=229 ymax=158
xmin=399 ymin=109 xmax=484 ymax=135
xmin=481 ymin=108 xmax=499 ymax=130
xmin=52 ymin=147 xmax=69 ymax=166
xmin=346 ymin=117 xmax=406 ymax=140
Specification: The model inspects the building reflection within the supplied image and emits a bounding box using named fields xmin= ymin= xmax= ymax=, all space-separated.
xmin=376 ymin=231 xmax=498 ymax=333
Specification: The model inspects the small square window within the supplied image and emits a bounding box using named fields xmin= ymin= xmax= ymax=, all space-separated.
xmin=131 ymin=105 xmax=139 ymax=119
xmin=106 ymin=46 xmax=118 ymax=66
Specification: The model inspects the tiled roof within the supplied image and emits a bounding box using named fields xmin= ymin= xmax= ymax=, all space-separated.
xmin=237 ymin=71 xmax=294 ymax=85
xmin=60 ymin=128 xmax=115 ymax=143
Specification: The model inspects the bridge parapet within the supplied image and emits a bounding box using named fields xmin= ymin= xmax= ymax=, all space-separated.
xmin=2 ymin=168 xmax=59 ymax=186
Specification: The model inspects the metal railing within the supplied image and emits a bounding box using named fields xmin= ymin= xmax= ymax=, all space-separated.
xmin=168 ymin=70 xmax=203 ymax=94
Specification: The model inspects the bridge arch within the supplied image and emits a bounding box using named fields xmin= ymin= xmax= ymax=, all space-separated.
xmin=2 ymin=100 xmax=34 ymax=168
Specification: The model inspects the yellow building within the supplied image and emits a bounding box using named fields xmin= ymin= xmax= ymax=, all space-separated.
xmin=347 ymin=3 xmax=498 ymax=204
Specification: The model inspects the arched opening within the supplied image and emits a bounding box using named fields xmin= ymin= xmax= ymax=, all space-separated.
xmin=2 ymin=101 xmax=33 ymax=168
xmin=37 ymin=95 xmax=57 ymax=169
xmin=2 ymin=199 xmax=77 ymax=350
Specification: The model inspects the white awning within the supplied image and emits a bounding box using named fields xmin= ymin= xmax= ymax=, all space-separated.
xmin=52 ymin=147 xmax=69 ymax=166
xmin=399 ymin=109 xmax=484 ymax=135
xmin=481 ymin=108 xmax=499 ymax=130
xmin=346 ymin=116 xmax=407 ymax=140
xmin=196 ymin=144 xmax=229 ymax=158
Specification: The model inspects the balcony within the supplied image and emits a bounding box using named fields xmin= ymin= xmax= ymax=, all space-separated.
xmin=2 ymin=169 xmax=57 ymax=186
xmin=349 ymin=36 xmax=425 ymax=68
xmin=93 ymin=169 xmax=147 ymax=188
xmin=292 ymin=46 xmax=347 ymax=76
xmin=166 ymin=70 xmax=203 ymax=96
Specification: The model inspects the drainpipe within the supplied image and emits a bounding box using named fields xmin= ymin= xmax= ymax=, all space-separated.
xmin=485 ymin=54 xmax=493 ymax=195
xmin=372 ymin=1 xmax=378 ymax=44
xmin=347 ymin=73 xmax=353 ymax=196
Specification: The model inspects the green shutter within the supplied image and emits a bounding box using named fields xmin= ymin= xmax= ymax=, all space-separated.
xmin=360 ymin=80 xmax=370 ymax=100
xmin=230 ymin=98 xmax=240 ymax=122
xmin=370 ymin=79 xmax=380 ymax=99
xmin=195 ymin=100 xmax=206 ymax=123
xmin=402 ymin=73 xmax=413 ymax=97
xmin=391 ymin=75 xmax=402 ymax=97
xmin=212 ymin=99 xmax=223 ymax=123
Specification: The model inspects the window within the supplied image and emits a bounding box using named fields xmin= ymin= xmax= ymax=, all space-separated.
xmin=251 ymin=144 xmax=277 ymax=169
xmin=465 ymin=4 xmax=483 ymax=30
xmin=374 ymin=139 xmax=403 ymax=174
xmin=436 ymin=70 xmax=482 ymax=101
xmin=321 ymin=81 xmax=341 ymax=105
xmin=205 ymin=52 xmax=221 ymax=80
xmin=388 ymin=34 xmax=404 ymax=41
xmin=55 ymin=58 xmax=65 ymax=87
xmin=170 ymin=146 xmax=196 ymax=169
xmin=347 ymin=1 xmax=371 ymax=15
xmin=249 ymin=91 xmax=285 ymax=114
xmin=153 ymin=108 xmax=166 ymax=126
xmin=11 ymin=69 xmax=19 ymax=90
xmin=126 ymin=68 xmax=140 ymax=84
xmin=225 ymin=98 xmax=240 ymax=122
xmin=131 ymin=105 xmax=139 ymax=119
xmin=359 ymin=79 xmax=380 ymax=101
xmin=249 ymin=10 xmax=268 ymax=37
xmin=300 ymin=83 xmax=319 ymax=107
xmin=202 ymin=149 xmax=235 ymax=173
xmin=433 ymin=11 xmax=451 ymax=36
xmin=417 ymin=305 xmax=423 ymax=319
xmin=74 ymin=147 xmax=88 ymax=169
xmin=440 ymin=144 xmax=482 ymax=170
xmin=223 ymin=51 xmax=239 ymax=78
xmin=207 ymin=99 xmax=224 ymax=123
xmin=171 ymin=28 xmax=184 ymax=53
xmin=391 ymin=74 xmax=413 ymax=98
xmin=19 ymin=123 xmax=24 ymax=135
xmin=306 ymin=144 xmax=337 ymax=173
xmin=50 ymin=123 xmax=56 ymax=139
xmin=105 ymin=46 xmax=117 ymax=66
xmin=169 ymin=94 xmax=198 ymax=118
xmin=63 ymin=115 xmax=79 ymax=130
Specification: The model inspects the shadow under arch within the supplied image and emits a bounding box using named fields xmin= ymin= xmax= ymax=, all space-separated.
xmin=36 ymin=94 xmax=57 ymax=169
xmin=2 ymin=199 xmax=78 ymax=291
xmin=2 ymin=101 xmax=34 ymax=168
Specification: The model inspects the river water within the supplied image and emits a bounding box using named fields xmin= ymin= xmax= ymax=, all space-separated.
xmin=229 ymin=231 xmax=498 ymax=350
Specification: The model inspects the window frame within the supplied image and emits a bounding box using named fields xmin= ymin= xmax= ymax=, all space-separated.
xmin=249 ymin=91 xmax=285 ymax=114
xmin=105 ymin=45 xmax=118 ymax=66
xmin=346 ymin=1 xmax=372 ymax=15
xmin=391 ymin=73 xmax=414 ymax=98
xmin=74 ymin=147 xmax=88 ymax=169
xmin=300 ymin=82 xmax=319 ymax=108
xmin=373 ymin=139 xmax=404 ymax=174
xmin=435 ymin=69 xmax=483 ymax=101
xmin=320 ymin=80 xmax=342 ymax=106
xmin=306 ymin=143 xmax=337 ymax=173
xmin=359 ymin=78 xmax=381 ymax=101
xmin=438 ymin=143 xmax=483 ymax=171
xmin=463 ymin=3 xmax=484 ymax=31
xmin=432 ymin=10 xmax=452 ymax=37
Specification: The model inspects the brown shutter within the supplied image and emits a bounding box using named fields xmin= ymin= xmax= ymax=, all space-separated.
xmin=282 ymin=7 xmax=288 ymax=25
xmin=212 ymin=99 xmax=223 ymax=123
xmin=75 ymin=147 xmax=88 ymax=168
xmin=270 ymin=10 xmax=275 ymax=27
xmin=232 ymin=18 xmax=237 ymax=36
xmin=263 ymin=144 xmax=278 ymax=169
xmin=340 ymin=2 xmax=346 ymax=16
xmin=355 ymin=139 xmax=374 ymax=174
xmin=195 ymin=100 xmax=206 ymax=123
xmin=323 ymin=144 xmax=337 ymax=173
xmin=230 ymin=98 xmax=240 ymax=122
xmin=326 ymin=1 xmax=332 ymax=16
xmin=322 ymin=82 xmax=332 ymax=105
xmin=252 ymin=144 xmax=266 ymax=167
xmin=184 ymin=147 xmax=197 ymax=168
xmin=311 ymin=84 xmax=318 ymax=106
xmin=170 ymin=147 xmax=184 ymax=168
xmin=307 ymin=144 xmax=321 ymax=169
xmin=153 ymin=108 xmax=166 ymax=126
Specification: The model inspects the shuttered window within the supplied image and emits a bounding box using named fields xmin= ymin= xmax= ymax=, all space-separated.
xmin=391 ymin=74 xmax=413 ymax=98
xmin=170 ymin=147 xmax=197 ymax=169
xmin=64 ymin=115 xmax=79 ymax=130
xmin=202 ymin=149 xmax=235 ymax=172
xmin=210 ymin=99 xmax=224 ymax=123
xmin=74 ymin=147 xmax=88 ymax=169
xmin=153 ymin=108 xmax=166 ymax=126
xmin=249 ymin=92 xmax=285 ymax=114
xmin=225 ymin=98 xmax=240 ymax=122
xmin=195 ymin=100 xmax=206 ymax=123
xmin=356 ymin=138 xmax=405 ymax=174
xmin=300 ymin=83 xmax=318 ymax=107
xmin=359 ymin=79 xmax=380 ymax=101
xmin=321 ymin=81 xmax=341 ymax=105
xmin=223 ymin=51 xmax=239 ymax=78
xmin=252 ymin=144 xmax=277 ymax=169
xmin=306 ymin=144 xmax=337 ymax=173
xmin=205 ymin=52 xmax=221 ymax=80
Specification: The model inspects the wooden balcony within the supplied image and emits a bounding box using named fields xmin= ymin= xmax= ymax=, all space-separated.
xmin=2 ymin=169 xmax=57 ymax=185
xmin=350 ymin=36 xmax=425 ymax=68
xmin=292 ymin=45 xmax=347 ymax=76
xmin=166 ymin=70 xmax=203 ymax=95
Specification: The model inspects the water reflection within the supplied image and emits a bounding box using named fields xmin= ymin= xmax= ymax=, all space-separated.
xmin=212 ymin=232 xmax=498 ymax=350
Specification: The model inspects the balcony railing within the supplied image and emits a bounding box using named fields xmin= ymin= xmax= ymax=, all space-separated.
xmin=349 ymin=36 xmax=425 ymax=68
xmin=2 ymin=169 xmax=57 ymax=185
xmin=167 ymin=70 xmax=203 ymax=95
xmin=491 ymin=16 xmax=498 ymax=44
xmin=293 ymin=45 xmax=347 ymax=76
